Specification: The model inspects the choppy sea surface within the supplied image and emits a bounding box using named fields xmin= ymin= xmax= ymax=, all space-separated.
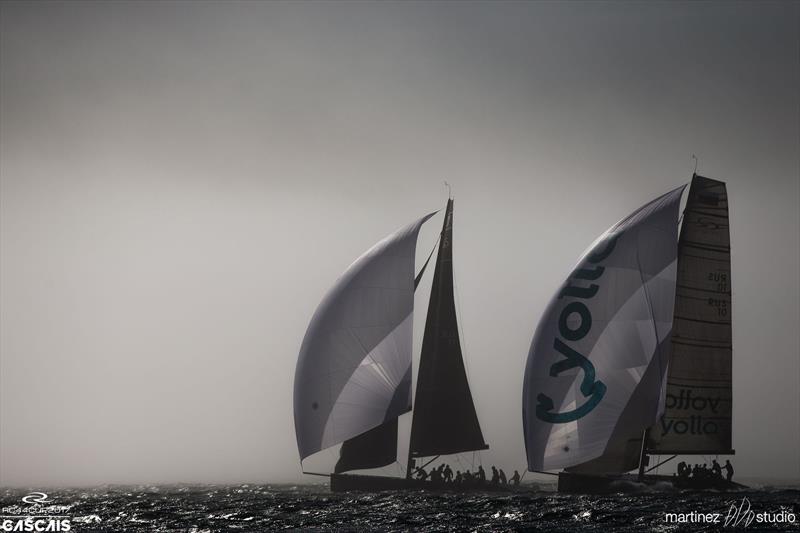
xmin=2 ymin=483 xmax=798 ymax=532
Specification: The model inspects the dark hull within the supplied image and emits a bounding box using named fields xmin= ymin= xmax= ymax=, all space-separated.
xmin=330 ymin=473 xmax=530 ymax=493
xmin=557 ymin=471 xmax=747 ymax=494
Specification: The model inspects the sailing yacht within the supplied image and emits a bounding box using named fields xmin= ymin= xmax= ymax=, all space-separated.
xmin=522 ymin=174 xmax=743 ymax=493
xmin=294 ymin=199 xmax=503 ymax=492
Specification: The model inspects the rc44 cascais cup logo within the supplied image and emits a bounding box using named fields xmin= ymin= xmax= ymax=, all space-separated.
xmin=19 ymin=495 xmax=50 ymax=506
xmin=0 ymin=493 xmax=72 ymax=532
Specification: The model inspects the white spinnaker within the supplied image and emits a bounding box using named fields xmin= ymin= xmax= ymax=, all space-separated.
xmin=294 ymin=212 xmax=435 ymax=460
xmin=523 ymin=187 xmax=684 ymax=471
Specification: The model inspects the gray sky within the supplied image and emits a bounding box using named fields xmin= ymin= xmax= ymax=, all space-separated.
xmin=1 ymin=1 xmax=798 ymax=486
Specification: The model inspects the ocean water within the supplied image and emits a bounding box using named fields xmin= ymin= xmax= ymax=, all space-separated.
xmin=1 ymin=483 xmax=798 ymax=532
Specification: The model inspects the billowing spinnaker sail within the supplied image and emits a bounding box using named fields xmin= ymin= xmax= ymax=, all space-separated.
xmin=523 ymin=187 xmax=684 ymax=471
xmin=294 ymin=212 xmax=435 ymax=460
xmin=649 ymin=175 xmax=733 ymax=454
xmin=334 ymin=241 xmax=440 ymax=474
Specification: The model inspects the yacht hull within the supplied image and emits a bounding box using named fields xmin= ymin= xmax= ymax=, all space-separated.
xmin=557 ymin=471 xmax=746 ymax=494
xmin=330 ymin=473 xmax=530 ymax=493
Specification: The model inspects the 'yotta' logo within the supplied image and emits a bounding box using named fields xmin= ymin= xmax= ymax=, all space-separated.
xmin=659 ymin=388 xmax=723 ymax=436
xmin=536 ymin=234 xmax=619 ymax=424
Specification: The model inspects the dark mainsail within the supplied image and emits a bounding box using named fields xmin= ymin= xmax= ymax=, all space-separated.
xmin=409 ymin=199 xmax=488 ymax=459
xmin=649 ymin=174 xmax=733 ymax=454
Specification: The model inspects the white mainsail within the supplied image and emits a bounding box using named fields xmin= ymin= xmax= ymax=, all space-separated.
xmin=523 ymin=186 xmax=684 ymax=472
xmin=294 ymin=212 xmax=435 ymax=460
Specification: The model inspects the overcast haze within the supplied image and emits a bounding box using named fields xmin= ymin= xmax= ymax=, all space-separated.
xmin=1 ymin=1 xmax=798 ymax=486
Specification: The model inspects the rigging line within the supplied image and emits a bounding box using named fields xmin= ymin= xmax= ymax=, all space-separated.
xmin=529 ymin=469 xmax=558 ymax=477
xmin=415 ymin=233 xmax=441 ymax=289
xmin=302 ymin=471 xmax=330 ymax=478
xmin=633 ymin=240 xmax=668 ymax=468
xmin=635 ymin=243 xmax=668 ymax=423
xmin=419 ymin=455 xmax=441 ymax=471
xmin=452 ymin=248 xmax=479 ymax=410
xmin=396 ymin=460 xmax=405 ymax=475
xmin=645 ymin=455 xmax=677 ymax=474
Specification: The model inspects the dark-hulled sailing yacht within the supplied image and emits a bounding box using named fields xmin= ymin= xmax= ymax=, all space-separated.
xmin=522 ymin=174 xmax=744 ymax=493
xmin=294 ymin=199 xmax=497 ymax=492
